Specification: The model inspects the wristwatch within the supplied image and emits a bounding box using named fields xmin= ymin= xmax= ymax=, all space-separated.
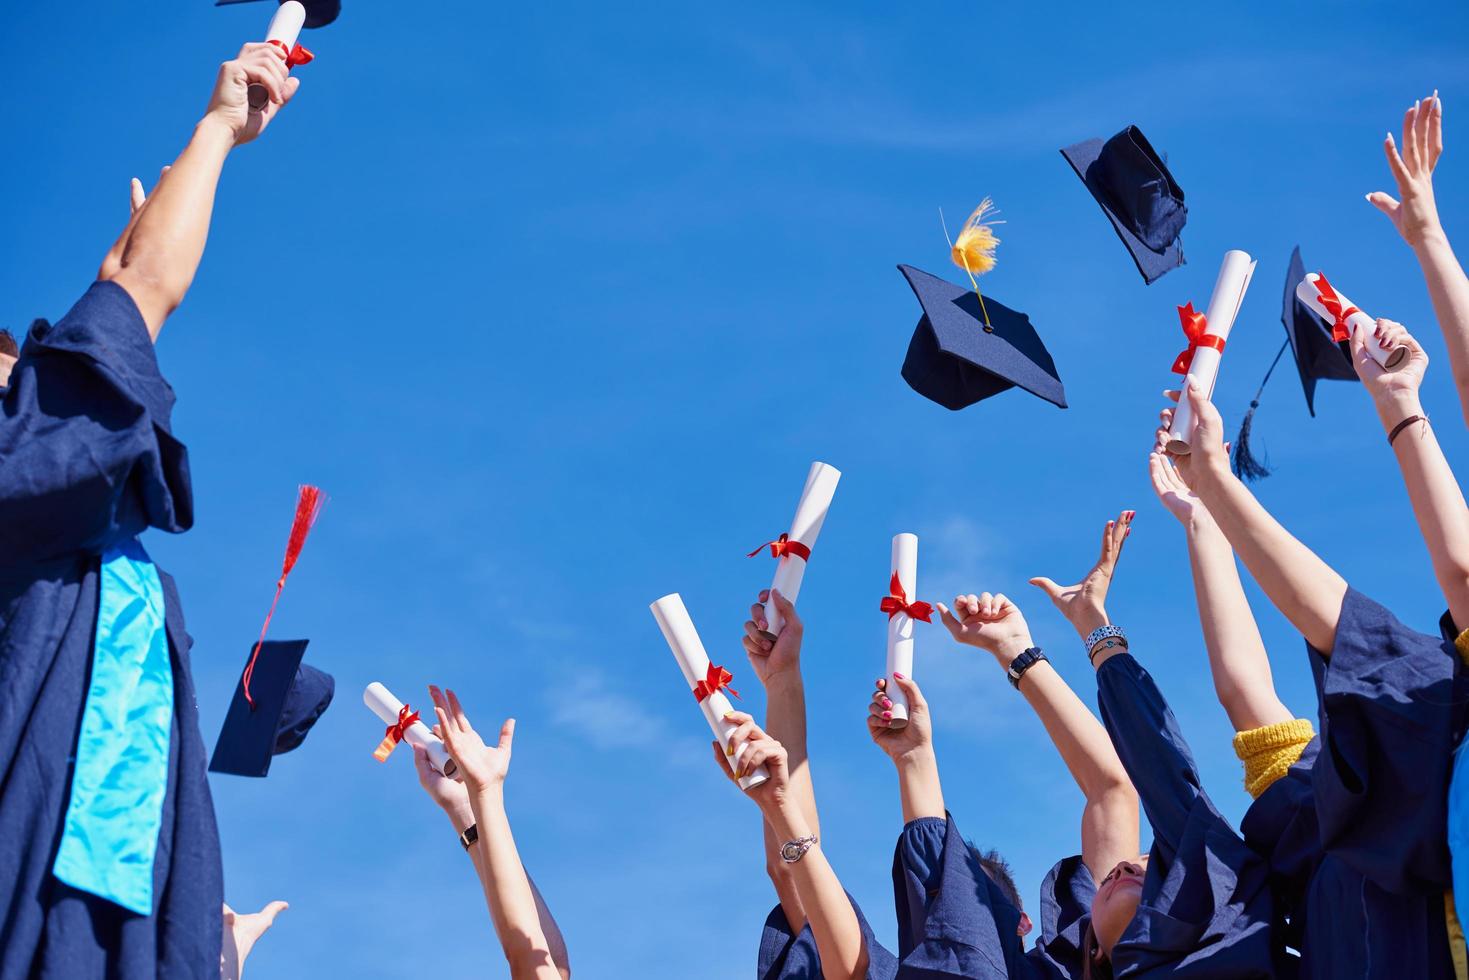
xmin=780 ymin=834 xmax=818 ymax=863
xmin=1007 ymin=647 xmax=1048 ymax=689
xmin=459 ymin=823 xmax=479 ymax=851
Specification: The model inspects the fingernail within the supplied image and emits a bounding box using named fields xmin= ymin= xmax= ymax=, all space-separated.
xmin=726 ymin=743 xmax=735 ymax=757
xmin=893 ymin=672 xmax=905 ymax=680
xmin=882 ymin=710 xmax=892 ymax=719
xmin=723 ymin=711 xmax=735 ymax=720
xmin=882 ymin=698 xmax=892 ymax=708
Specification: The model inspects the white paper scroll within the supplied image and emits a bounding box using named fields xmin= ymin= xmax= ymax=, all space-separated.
xmin=363 ymin=681 xmax=461 ymax=781
xmin=650 ymin=594 xmax=769 ymax=791
xmin=1167 ymin=249 xmax=1258 ymax=455
xmin=247 ymin=1 xmax=307 ymax=112
xmin=885 ymin=533 xmax=919 ymax=728
xmin=760 ymin=462 xmax=841 ymax=640
xmin=1297 ymin=273 xmax=1409 ymax=372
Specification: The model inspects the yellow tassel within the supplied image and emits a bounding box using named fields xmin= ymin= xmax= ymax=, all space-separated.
xmin=949 ymin=198 xmax=1002 ymax=276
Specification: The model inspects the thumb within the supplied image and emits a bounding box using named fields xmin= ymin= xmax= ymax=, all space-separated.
xmin=770 ymin=589 xmax=799 ymax=625
xmin=891 ymin=672 xmax=926 ymax=711
xmin=411 ymin=743 xmax=434 ymax=781
xmin=498 ymin=718 xmax=516 ymax=753
xmin=258 ymin=900 xmax=289 ymax=925
xmin=129 ymin=177 xmax=146 ymax=213
xmin=1028 ymin=576 xmax=1063 ymax=600
xmin=936 ymin=602 xmax=965 ymax=640
xmin=1185 ymin=380 xmax=1221 ymax=434
xmin=1366 ymin=190 xmax=1400 ymax=217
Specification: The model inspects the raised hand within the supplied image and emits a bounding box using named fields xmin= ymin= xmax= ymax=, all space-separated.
xmin=1149 ymin=439 xmax=1207 ymax=527
xmin=866 ymin=675 xmax=932 ymax=762
xmin=203 ymin=43 xmax=300 ymax=145
xmin=1161 ymin=383 xmax=1232 ymax=488
xmin=429 ymin=685 xmax=514 ymax=796
xmin=741 ymin=589 xmax=802 ymax=686
xmin=1030 ymin=510 xmax=1134 ymax=640
xmin=1369 ymin=92 xmax=1445 ymax=248
xmin=937 ymin=592 xmax=1034 ymax=667
xmin=712 ymin=712 xmax=790 ymax=812
xmin=1352 ymin=318 xmax=1429 ymax=405
xmin=220 ymin=900 xmax=288 ymax=980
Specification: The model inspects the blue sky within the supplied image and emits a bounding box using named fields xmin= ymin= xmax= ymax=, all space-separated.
xmin=4 ymin=2 xmax=1469 ymax=976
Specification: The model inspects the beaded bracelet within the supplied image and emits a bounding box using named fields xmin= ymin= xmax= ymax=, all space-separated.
xmin=1083 ymin=625 xmax=1127 ymax=660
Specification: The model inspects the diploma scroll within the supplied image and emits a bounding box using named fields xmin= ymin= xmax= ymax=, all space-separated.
xmin=650 ymin=594 xmax=769 ymax=791
xmin=760 ymin=462 xmax=841 ymax=640
xmin=363 ymin=682 xmax=461 ymax=781
xmin=247 ymin=1 xmax=308 ymax=113
xmin=885 ymin=534 xmax=919 ymax=728
xmin=1297 ymin=273 xmax=1408 ymax=372
xmin=1167 ymin=249 xmax=1257 ymax=454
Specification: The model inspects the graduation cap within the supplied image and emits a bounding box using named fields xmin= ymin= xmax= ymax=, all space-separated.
xmin=1060 ymin=126 xmax=1187 ymax=284
xmin=1229 ymin=247 xmax=1360 ymax=481
xmin=898 ymin=264 xmax=1067 ymax=411
xmin=209 ymin=639 xmax=334 ymax=776
xmin=215 ymin=0 xmax=340 ymax=29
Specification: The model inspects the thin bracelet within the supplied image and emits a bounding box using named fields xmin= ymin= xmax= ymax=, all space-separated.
xmin=1388 ymin=414 xmax=1428 ymax=446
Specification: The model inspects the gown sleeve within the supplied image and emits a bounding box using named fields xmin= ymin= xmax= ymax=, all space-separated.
xmin=1024 ymin=854 xmax=1095 ymax=980
xmin=889 ymin=813 xmax=1036 ymax=979
xmin=757 ymin=890 xmax=897 ymax=980
xmin=0 ymin=281 xmax=191 ymax=566
xmin=1309 ymin=587 xmax=1466 ymax=894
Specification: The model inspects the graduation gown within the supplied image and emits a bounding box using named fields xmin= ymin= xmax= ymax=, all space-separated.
xmin=758 ymin=891 xmax=898 ymax=980
xmin=1096 ymin=653 xmax=1282 ymax=978
xmin=888 ymin=814 xmax=1094 ymax=979
xmin=1241 ymin=588 xmax=1461 ymax=979
xmin=0 ymin=282 xmax=222 ymax=978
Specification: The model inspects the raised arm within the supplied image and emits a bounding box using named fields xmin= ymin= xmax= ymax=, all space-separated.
xmin=718 ymin=715 xmax=870 ymax=980
xmin=1368 ymin=93 xmax=1469 ymax=424
xmin=1168 ymin=382 xmax=1349 ymax=654
xmin=1148 ymin=447 xmax=1295 ymax=732
xmin=431 ymin=687 xmax=561 ymax=980
xmin=743 ymin=590 xmax=817 ymax=934
xmin=937 ymin=562 xmax=1139 ymax=883
xmin=104 ymin=44 xmax=297 ymax=339
xmin=1351 ymin=320 xmax=1469 ymax=629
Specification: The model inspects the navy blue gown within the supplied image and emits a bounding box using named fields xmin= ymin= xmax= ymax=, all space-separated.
xmin=888 ymin=813 xmax=1094 ymax=979
xmin=758 ymin=891 xmax=897 ymax=979
xmin=1096 ymin=653 xmax=1282 ymax=978
xmin=1241 ymin=588 xmax=1462 ymax=979
xmin=0 ymin=282 xmax=222 ymax=978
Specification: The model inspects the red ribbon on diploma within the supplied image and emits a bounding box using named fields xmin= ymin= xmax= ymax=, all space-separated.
xmin=747 ymin=533 xmax=812 ymax=562
xmin=373 ymin=705 xmax=420 ymax=762
xmin=693 ymin=663 xmax=741 ymax=703
xmin=267 ymin=38 xmax=315 ymax=68
xmin=1312 ymin=274 xmax=1361 ymax=343
xmin=880 ymin=573 xmax=932 ymax=622
xmin=1171 ymin=303 xmax=1226 ymax=375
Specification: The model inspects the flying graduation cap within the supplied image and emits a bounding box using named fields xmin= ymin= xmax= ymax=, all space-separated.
xmin=215 ymin=0 xmax=340 ymax=29
xmin=1061 ymin=125 xmax=1187 ymax=284
xmin=1230 ymin=247 xmax=1360 ymax=481
xmin=899 ymin=200 xmax=1067 ymax=411
xmin=211 ymin=486 xmax=330 ymax=776
xmin=210 ymin=640 xmax=335 ymax=776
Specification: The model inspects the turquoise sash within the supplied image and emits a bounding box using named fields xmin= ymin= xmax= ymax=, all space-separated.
xmin=52 ymin=537 xmax=173 ymax=915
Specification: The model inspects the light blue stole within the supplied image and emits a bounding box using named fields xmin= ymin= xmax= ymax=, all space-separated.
xmin=52 ymin=537 xmax=174 ymax=915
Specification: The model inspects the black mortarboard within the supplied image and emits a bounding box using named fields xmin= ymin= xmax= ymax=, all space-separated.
xmin=209 ymin=640 xmax=334 ymax=777
xmin=1060 ymin=126 xmax=1187 ymax=284
xmin=215 ymin=0 xmax=341 ymax=29
xmin=898 ymin=264 xmax=1067 ymax=411
xmin=1281 ymin=246 xmax=1358 ymax=417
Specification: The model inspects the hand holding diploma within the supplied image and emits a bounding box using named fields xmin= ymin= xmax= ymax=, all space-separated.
xmin=651 ymin=593 xmax=769 ymax=790
xmin=364 ymin=681 xmax=461 ymax=781
xmin=711 ymin=712 xmax=791 ymax=810
xmin=1166 ymin=249 xmax=1257 ymax=454
xmin=751 ymin=462 xmax=841 ymax=640
xmin=881 ymin=534 xmax=930 ymax=728
xmin=740 ymin=589 xmax=803 ymax=687
xmin=1298 ymin=273 xmax=1410 ymax=371
xmin=247 ymin=1 xmax=313 ymax=113
xmin=427 ymin=685 xmax=515 ymax=796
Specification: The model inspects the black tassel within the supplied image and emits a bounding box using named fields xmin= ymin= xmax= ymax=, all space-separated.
xmin=1230 ymin=338 xmax=1290 ymax=483
xmin=1232 ymin=399 xmax=1271 ymax=481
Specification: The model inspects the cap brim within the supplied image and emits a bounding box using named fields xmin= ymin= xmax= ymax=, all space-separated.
xmin=213 ymin=0 xmax=340 ymax=29
xmin=1060 ymin=139 xmax=1184 ymax=285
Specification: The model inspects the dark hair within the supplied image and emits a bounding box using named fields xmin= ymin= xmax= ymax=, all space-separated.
xmin=1082 ymin=920 xmax=1114 ymax=980
xmin=968 ymin=843 xmax=1024 ymax=913
xmin=0 ymin=329 xmax=16 ymax=358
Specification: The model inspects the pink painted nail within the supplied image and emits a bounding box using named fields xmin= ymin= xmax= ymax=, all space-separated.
xmin=893 ymin=672 xmax=905 ymax=680
xmin=882 ymin=711 xmax=892 ymax=719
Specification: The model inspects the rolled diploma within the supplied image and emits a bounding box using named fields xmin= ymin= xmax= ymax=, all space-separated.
xmin=1167 ymin=249 xmax=1257 ymax=455
xmin=761 ymin=462 xmax=842 ymax=640
xmin=247 ymin=1 xmax=307 ymax=111
xmin=650 ymin=594 xmax=769 ymax=791
xmin=885 ymin=534 xmax=918 ymax=728
xmin=1297 ymin=274 xmax=1408 ymax=372
xmin=363 ymin=682 xmax=461 ymax=781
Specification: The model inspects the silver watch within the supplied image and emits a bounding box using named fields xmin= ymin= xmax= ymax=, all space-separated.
xmin=780 ymin=834 xmax=819 ymax=863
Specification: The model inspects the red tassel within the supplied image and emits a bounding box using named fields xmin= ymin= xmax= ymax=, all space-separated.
xmin=242 ymin=485 xmax=327 ymax=708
